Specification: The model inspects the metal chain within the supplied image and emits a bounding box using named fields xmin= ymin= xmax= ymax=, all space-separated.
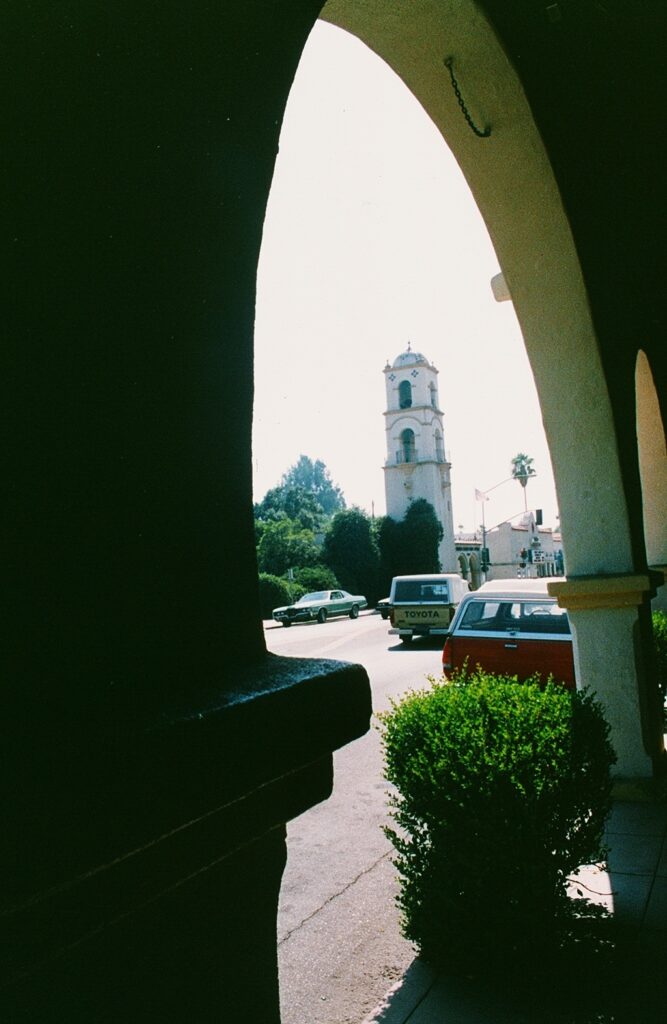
xmin=444 ymin=57 xmax=491 ymax=138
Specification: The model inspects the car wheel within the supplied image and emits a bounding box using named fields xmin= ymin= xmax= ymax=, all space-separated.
xmin=380 ymin=610 xmax=388 ymax=620
xmin=281 ymin=620 xmax=292 ymax=627
xmin=349 ymin=605 xmax=359 ymax=619
xmin=317 ymin=608 xmax=327 ymax=624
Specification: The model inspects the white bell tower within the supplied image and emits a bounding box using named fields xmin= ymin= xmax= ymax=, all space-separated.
xmin=383 ymin=345 xmax=457 ymax=571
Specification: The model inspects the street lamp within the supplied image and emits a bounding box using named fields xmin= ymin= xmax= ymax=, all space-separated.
xmin=475 ymin=476 xmax=515 ymax=574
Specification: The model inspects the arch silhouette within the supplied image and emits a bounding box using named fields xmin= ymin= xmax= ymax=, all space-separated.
xmin=320 ymin=0 xmax=659 ymax=772
xmin=636 ymin=350 xmax=667 ymax=611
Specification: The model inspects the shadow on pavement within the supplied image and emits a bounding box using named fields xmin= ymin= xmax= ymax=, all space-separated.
xmin=362 ymin=923 xmax=667 ymax=1024
xmin=387 ymin=637 xmax=445 ymax=654
xmin=360 ymin=958 xmax=436 ymax=1024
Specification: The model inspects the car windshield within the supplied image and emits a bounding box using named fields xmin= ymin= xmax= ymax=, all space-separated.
xmin=298 ymin=591 xmax=329 ymax=603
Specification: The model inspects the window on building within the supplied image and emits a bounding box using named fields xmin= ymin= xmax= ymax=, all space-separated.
xmin=399 ymin=380 xmax=412 ymax=408
xmin=435 ymin=428 xmax=444 ymax=461
xmin=400 ymin=428 xmax=416 ymax=463
xmin=430 ymin=382 xmax=438 ymax=408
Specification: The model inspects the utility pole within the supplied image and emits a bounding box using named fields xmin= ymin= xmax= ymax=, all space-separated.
xmin=475 ymin=477 xmax=514 ymax=574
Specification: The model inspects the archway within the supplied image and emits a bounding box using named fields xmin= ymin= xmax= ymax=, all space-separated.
xmin=320 ymin=0 xmax=658 ymax=774
xmin=468 ymin=551 xmax=482 ymax=591
xmin=636 ymin=350 xmax=667 ymax=613
xmin=400 ymin=427 xmax=416 ymax=464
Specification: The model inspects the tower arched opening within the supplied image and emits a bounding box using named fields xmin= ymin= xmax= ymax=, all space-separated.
xmin=399 ymin=380 xmax=412 ymax=408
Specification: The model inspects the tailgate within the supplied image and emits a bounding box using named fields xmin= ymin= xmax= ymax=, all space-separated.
xmin=393 ymin=604 xmax=451 ymax=631
xmin=448 ymin=635 xmax=575 ymax=687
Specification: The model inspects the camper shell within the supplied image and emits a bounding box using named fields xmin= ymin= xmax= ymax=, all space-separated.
xmin=388 ymin=573 xmax=470 ymax=643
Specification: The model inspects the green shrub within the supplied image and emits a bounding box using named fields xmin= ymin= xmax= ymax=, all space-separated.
xmin=378 ymin=670 xmax=616 ymax=973
xmin=652 ymin=610 xmax=667 ymax=708
xmin=257 ymin=573 xmax=298 ymax=619
xmin=294 ymin=565 xmax=340 ymax=592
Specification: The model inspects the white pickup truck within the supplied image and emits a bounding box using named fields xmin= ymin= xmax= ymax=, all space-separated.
xmin=388 ymin=573 xmax=470 ymax=644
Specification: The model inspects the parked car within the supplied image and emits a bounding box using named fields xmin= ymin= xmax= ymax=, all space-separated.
xmin=377 ymin=597 xmax=391 ymax=620
xmin=272 ymin=589 xmax=368 ymax=627
xmin=441 ymin=578 xmax=575 ymax=688
xmin=388 ymin=573 xmax=470 ymax=643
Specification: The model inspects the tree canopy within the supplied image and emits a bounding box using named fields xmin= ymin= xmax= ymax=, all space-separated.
xmin=376 ymin=499 xmax=443 ymax=586
xmin=254 ymin=484 xmax=324 ymax=533
xmin=511 ymin=453 xmax=536 ymax=513
xmin=322 ymin=507 xmax=380 ymax=602
xmin=254 ymin=460 xmax=395 ymax=603
xmin=256 ymin=519 xmax=321 ymax=577
xmin=510 ymin=453 xmax=536 ymax=489
xmin=280 ymin=455 xmax=345 ymax=517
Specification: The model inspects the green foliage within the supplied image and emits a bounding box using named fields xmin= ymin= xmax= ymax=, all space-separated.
xmin=256 ymin=519 xmax=320 ymax=577
xmin=280 ymin=455 xmax=346 ymax=517
xmin=374 ymin=514 xmax=401 ymax=595
xmin=511 ymin=451 xmax=536 ymax=488
xmin=653 ymin=610 xmax=667 ymax=707
xmin=257 ymin=573 xmax=298 ymax=619
xmin=253 ymin=458 xmax=346 ymax=588
xmin=376 ymin=498 xmax=443 ymax=583
xmin=254 ymin=484 xmax=324 ymax=532
xmin=293 ymin=565 xmax=340 ymax=592
xmin=378 ymin=670 xmax=616 ymax=973
xmin=401 ymin=499 xmax=443 ymax=572
xmin=322 ymin=507 xmax=380 ymax=601
xmin=258 ymin=572 xmax=343 ymax=618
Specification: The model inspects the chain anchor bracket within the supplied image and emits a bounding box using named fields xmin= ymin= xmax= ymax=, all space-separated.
xmin=444 ymin=57 xmax=491 ymax=138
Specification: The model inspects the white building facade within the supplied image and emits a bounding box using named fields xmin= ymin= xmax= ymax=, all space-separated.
xmin=383 ymin=346 xmax=457 ymax=572
xmin=484 ymin=513 xmax=563 ymax=582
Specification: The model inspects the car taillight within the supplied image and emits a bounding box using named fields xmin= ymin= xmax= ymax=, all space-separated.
xmin=442 ymin=635 xmax=452 ymax=671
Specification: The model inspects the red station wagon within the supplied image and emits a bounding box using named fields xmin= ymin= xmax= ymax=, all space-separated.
xmin=441 ymin=578 xmax=575 ymax=689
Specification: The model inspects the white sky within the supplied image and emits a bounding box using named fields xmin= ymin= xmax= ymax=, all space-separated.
xmin=252 ymin=20 xmax=559 ymax=533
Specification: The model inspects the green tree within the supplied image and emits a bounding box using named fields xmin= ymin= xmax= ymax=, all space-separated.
xmin=294 ymin=565 xmax=340 ymax=593
xmin=374 ymin=514 xmax=402 ymax=595
xmin=257 ymin=573 xmax=298 ymax=619
xmin=511 ymin=453 xmax=536 ymax=512
xmin=256 ymin=519 xmax=320 ymax=577
xmin=653 ymin=611 xmax=667 ymax=709
xmin=322 ymin=507 xmax=380 ymax=602
xmin=401 ymin=499 xmax=443 ymax=573
xmin=254 ymin=484 xmax=324 ymax=532
xmin=281 ymin=455 xmax=346 ymax=517
xmin=376 ymin=499 xmax=443 ymax=579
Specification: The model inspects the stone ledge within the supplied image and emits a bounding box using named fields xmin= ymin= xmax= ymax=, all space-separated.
xmin=3 ymin=654 xmax=372 ymax=911
xmin=1 ymin=654 xmax=372 ymax=1014
xmin=548 ymin=574 xmax=652 ymax=610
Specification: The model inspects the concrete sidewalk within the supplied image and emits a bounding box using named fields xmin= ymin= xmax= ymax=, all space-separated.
xmin=361 ymin=787 xmax=667 ymax=1023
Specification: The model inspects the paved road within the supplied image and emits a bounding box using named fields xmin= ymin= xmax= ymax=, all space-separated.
xmin=265 ymin=612 xmax=445 ymax=1024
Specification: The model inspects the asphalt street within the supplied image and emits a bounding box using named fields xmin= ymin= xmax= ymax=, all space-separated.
xmin=265 ymin=611 xmax=446 ymax=1024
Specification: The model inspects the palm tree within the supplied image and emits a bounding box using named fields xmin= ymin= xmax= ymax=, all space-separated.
xmin=511 ymin=453 xmax=536 ymax=511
